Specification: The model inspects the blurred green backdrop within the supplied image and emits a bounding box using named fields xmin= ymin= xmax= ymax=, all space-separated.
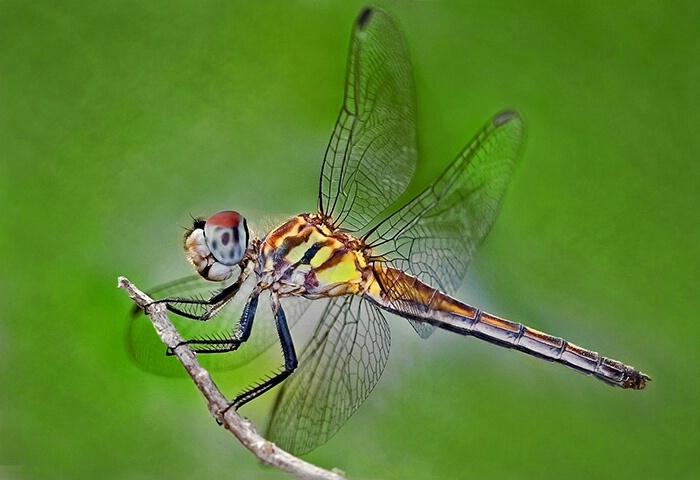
xmin=2 ymin=0 xmax=698 ymax=479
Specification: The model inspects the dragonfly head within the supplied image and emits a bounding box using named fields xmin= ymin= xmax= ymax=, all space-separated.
xmin=184 ymin=210 xmax=249 ymax=281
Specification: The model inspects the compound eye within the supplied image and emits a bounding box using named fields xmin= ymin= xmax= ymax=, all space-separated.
xmin=203 ymin=210 xmax=249 ymax=266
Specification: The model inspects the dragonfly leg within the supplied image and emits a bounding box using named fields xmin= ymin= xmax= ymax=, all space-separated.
xmin=161 ymin=273 xmax=248 ymax=322
xmin=167 ymin=289 xmax=260 ymax=355
xmin=227 ymin=294 xmax=298 ymax=412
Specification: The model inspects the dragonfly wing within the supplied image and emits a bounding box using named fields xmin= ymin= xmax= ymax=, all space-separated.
xmin=127 ymin=274 xmax=311 ymax=376
xmin=319 ymin=7 xmax=417 ymax=233
xmin=266 ymin=296 xmax=391 ymax=455
xmin=367 ymin=111 xmax=526 ymax=329
xmin=406 ymin=317 xmax=437 ymax=339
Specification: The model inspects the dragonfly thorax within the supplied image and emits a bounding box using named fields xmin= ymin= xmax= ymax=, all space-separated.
xmin=256 ymin=213 xmax=373 ymax=299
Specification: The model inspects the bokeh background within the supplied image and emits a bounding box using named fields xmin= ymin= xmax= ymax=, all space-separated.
xmin=2 ymin=1 xmax=698 ymax=478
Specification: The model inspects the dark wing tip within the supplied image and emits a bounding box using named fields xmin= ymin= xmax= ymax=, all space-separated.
xmin=493 ymin=109 xmax=520 ymax=127
xmin=357 ymin=6 xmax=374 ymax=29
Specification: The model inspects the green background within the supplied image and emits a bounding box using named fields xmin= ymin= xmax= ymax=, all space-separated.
xmin=2 ymin=0 xmax=698 ymax=478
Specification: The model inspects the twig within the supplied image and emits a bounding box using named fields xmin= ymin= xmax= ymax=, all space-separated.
xmin=118 ymin=276 xmax=346 ymax=480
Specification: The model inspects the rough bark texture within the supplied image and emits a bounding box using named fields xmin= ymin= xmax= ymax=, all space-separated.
xmin=118 ymin=276 xmax=345 ymax=480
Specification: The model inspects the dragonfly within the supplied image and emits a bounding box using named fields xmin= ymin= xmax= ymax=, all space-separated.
xmin=128 ymin=6 xmax=650 ymax=455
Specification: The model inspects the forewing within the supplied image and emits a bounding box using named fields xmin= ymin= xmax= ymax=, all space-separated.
xmin=266 ymin=296 xmax=391 ymax=455
xmin=319 ymin=7 xmax=417 ymax=232
xmin=127 ymin=274 xmax=310 ymax=376
xmin=367 ymin=111 xmax=526 ymax=335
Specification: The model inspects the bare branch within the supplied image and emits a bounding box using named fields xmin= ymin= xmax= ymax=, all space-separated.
xmin=118 ymin=276 xmax=346 ymax=480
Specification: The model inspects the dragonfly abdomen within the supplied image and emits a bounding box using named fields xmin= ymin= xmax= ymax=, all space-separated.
xmin=435 ymin=306 xmax=649 ymax=389
xmin=370 ymin=265 xmax=649 ymax=390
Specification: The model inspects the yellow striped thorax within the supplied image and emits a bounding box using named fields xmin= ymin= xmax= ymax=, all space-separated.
xmin=256 ymin=213 xmax=374 ymax=299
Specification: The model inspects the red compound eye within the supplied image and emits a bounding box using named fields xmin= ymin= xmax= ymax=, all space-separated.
xmin=207 ymin=210 xmax=243 ymax=228
xmin=204 ymin=210 xmax=249 ymax=266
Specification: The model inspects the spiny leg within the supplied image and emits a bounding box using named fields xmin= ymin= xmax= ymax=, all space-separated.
xmin=162 ymin=281 xmax=242 ymax=321
xmin=227 ymin=294 xmax=298 ymax=412
xmin=167 ymin=289 xmax=260 ymax=355
xmin=154 ymin=267 xmax=250 ymax=321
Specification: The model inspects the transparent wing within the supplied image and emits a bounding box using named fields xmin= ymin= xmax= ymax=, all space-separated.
xmin=319 ymin=7 xmax=417 ymax=233
xmin=367 ymin=111 xmax=526 ymax=337
xmin=266 ymin=296 xmax=391 ymax=455
xmin=127 ymin=274 xmax=311 ymax=376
